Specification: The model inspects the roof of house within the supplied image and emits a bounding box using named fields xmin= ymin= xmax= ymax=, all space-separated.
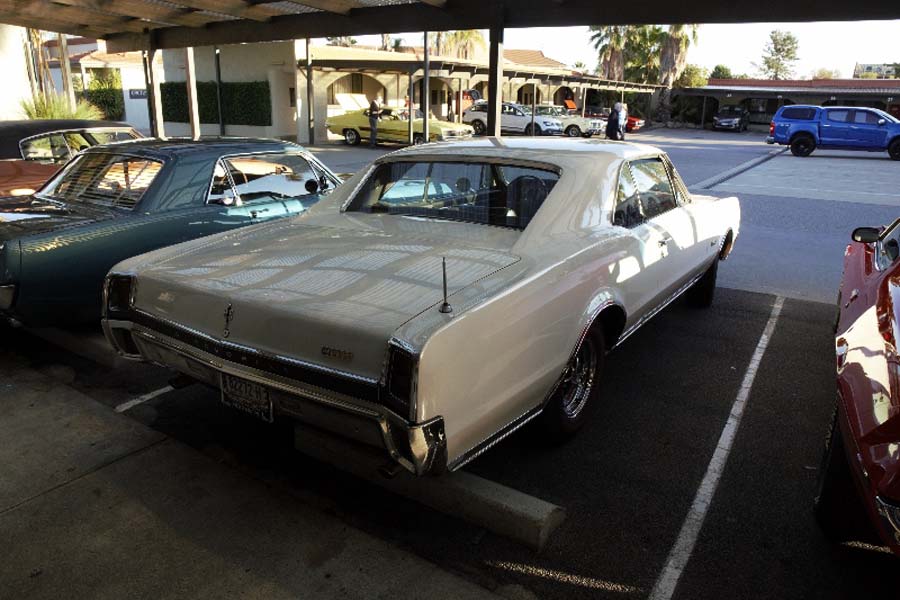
xmin=708 ymin=78 xmax=900 ymax=89
xmin=504 ymin=49 xmax=568 ymax=69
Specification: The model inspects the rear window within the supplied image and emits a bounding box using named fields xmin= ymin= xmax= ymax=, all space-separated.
xmin=780 ymin=107 xmax=817 ymax=120
xmin=347 ymin=160 xmax=560 ymax=229
xmin=38 ymin=152 xmax=162 ymax=210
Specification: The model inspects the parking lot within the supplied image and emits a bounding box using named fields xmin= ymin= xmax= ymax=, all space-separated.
xmin=4 ymin=128 xmax=900 ymax=599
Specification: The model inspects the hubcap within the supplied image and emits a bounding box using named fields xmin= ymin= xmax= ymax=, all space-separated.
xmin=567 ymin=127 xmax=579 ymax=137
xmin=559 ymin=338 xmax=597 ymax=419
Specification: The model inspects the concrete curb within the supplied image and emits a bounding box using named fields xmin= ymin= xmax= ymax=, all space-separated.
xmin=691 ymin=146 xmax=788 ymax=190
xmin=294 ymin=423 xmax=566 ymax=552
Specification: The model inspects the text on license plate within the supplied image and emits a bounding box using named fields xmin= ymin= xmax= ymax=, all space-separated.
xmin=220 ymin=373 xmax=273 ymax=423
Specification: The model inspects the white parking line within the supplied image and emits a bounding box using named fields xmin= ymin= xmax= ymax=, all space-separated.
xmin=114 ymin=386 xmax=174 ymax=413
xmin=648 ymin=296 xmax=785 ymax=600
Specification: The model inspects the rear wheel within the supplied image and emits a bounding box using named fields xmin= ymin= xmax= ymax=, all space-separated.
xmin=524 ymin=123 xmax=542 ymax=136
xmin=889 ymin=138 xmax=900 ymax=161
xmin=471 ymin=120 xmax=486 ymax=135
xmin=687 ymin=257 xmax=718 ymax=308
xmin=344 ymin=129 xmax=361 ymax=146
xmin=565 ymin=125 xmax=581 ymax=137
xmin=540 ymin=332 xmax=603 ymax=440
xmin=412 ymin=133 xmax=426 ymax=145
xmin=790 ymin=135 xmax=816 ymax=157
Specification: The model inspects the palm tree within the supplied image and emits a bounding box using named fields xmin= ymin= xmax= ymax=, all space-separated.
xmin=589 ymin=26 xmax=631 ymax=80
xmin=446 ymin=30 xmax=485 ymax=60
xmin=623 ymin=25 xmax=663 ymax=84
xmin=431 ymin=31 xmax=444 ymax=56
xmin=657 ymin=24 xmax=699 ymax=122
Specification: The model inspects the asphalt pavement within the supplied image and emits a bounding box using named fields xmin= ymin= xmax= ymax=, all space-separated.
xmin=4 ymin=128 xmax=900 ymax=599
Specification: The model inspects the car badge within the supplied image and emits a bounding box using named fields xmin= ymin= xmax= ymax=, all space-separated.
xmin=223 ymin=303 xmax=234 ymax=338
xmin=321 ymin=346 xmax=353 ymax=361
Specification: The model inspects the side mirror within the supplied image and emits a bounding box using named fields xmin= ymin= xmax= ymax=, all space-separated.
xmin=852 ymin=226 xmax=881 ymax=243
xmin=304 ymin=179 xmax=319 ymax=194
xmin=878 ymin=119 xmax=887 ymax=126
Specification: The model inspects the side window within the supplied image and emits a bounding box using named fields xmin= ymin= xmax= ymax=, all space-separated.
xmin=826 ymin=109 xmax=851 ymax=123
xmin=877 ymin=220 xmax=900 ymax=270
xmin=21 ymin=134 xmax=70 ymax=162
xmin=664 ymin=157 xmax=691 ymax=206
xmin=64 ymin=133 xmax=91 ymax=152
xmin=222 ymin=153 xmax=321 ymax=205
xmin=629 ymin=158 xmax=677 ymax=220
xmin=208 ymin=162 xmax=238 ymax=205
xmin=613 ymin=164 xmax=643 ymax=228
xmin=853 ymin=111 xmax=880 ymax=125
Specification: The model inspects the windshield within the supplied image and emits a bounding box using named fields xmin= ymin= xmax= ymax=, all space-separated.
xmin=37 ymin=152 xmax=162 ymax=210
xmin=530 ymin=106 xmax=565 ymax=117
xmin=347 ymin=160 xmax=560 ymax=229
xmin=379 ymin=108 xmax=424 ymax=121
xmin=873 ymin=108 xmax=900 ymax=123
xmin=718 ymin=106 xmax=744 ymax=116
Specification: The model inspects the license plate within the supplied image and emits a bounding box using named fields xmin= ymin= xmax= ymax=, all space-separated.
xmin=220 ymin=373 xmax=273 ymax=423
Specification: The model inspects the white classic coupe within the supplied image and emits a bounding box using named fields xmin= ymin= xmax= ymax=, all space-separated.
xmin=102 ymin=138 xmax=740 ymax=476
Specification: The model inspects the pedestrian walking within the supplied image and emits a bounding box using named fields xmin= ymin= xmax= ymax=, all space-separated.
xmin=618 ymin=102 xmax=628 ymax=141
xmin=368 ymin=95 xmax=382 ymax=147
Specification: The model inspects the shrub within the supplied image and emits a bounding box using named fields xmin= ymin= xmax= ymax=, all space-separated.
xmin=161 ymin=81 xmax=271 ymax=127
xmin=20 ymin=93 xmax=104 ymax=120
xmin=82 ymin=88 xmax=124 ymax=120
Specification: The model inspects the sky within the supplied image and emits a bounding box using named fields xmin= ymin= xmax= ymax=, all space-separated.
xmin=352 ymin=21 xmax=900 ymax=79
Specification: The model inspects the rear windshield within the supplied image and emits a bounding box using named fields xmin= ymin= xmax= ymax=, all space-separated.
xmin=347 ymin=160 xmax=560 ymax=229
xmin=37 ymin=152 xmax=162 ymax=210
xmin=780 ymin=107 xmax=817 ymax=120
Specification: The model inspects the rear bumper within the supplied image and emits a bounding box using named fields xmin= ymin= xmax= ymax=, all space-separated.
xmin=765 ymin=136 xmax=776 ymax=144
xmin=103 ymin=313 xmax=447 ymax=476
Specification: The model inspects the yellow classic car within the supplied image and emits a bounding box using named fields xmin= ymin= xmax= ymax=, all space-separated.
xmin=326 ymin=108 xmax=474 ymax=145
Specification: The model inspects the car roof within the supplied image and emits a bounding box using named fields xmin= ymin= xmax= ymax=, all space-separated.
xmin=79 ymin=136 xmax=304 ymax=160
xmin=382 ymin=137 xmax=661 ymax=167
xmin=0 ymin=119 xmax=134 ymax=159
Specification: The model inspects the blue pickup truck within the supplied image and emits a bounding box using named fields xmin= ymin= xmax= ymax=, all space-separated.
xmin=766 ymin=104 xmax=900 ymax=160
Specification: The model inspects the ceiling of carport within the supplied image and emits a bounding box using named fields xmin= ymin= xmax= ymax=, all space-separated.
xmin=0 ymin=0 xmax=896 ymax=52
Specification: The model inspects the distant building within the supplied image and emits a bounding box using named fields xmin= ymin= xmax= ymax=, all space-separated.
xmin=853 ymin=63 xmax=897 ymax=79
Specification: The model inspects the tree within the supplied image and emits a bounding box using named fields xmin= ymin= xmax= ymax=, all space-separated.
xmin=675 ymin=64 xmax=709 ymax=88
xmin=590 ymin=26 xmax=632 ymax=80
xmin=326 ymin=36 xmax=357 ymax=47
xmin=859 ymin=72 xmax=879 ymax=79
xmin=573 ymin=61 xmax=586 ymax=71
xmin=757 ymin=30 xmax=798 ymax=80
xmin=657 ymin=24 xmax=699 ymax=122
xmin=624 ymin=25 xmax=664 ymax=84
xmin=21 ymin=92 xmax=102 ymax=120
xmin=445 ymin=30 xmax=484 ymax=60
xmin=710 ymin=64 xmax=733 ymax=79
xmin=811 ymin=67 xmax=840 ymax=79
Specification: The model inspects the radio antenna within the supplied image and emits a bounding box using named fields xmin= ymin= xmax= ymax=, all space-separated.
xmin=439 ymin=257 xmax=453 ymax=314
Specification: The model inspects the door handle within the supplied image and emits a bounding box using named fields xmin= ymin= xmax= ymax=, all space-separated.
xmin=658 ymin=239 xmax=668 ymax=247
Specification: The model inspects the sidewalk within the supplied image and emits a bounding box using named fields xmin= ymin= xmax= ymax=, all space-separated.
xmin=0 ymin=357 xmax=501 ymax=600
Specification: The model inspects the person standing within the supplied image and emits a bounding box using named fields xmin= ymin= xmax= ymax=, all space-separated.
xmin=618 ymin=102 xmax=628 ymax=141
xmin=605 ymin=103 xmax=621 ymax=140
xmin=368 ymin=95 xmax=382 ymax=147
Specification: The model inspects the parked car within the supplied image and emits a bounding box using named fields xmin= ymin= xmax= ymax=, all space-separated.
xmin=326 ymin=107 xmax=473 ymax=146
xmin=102 ymin=138 xmax=740 ymax=476
xmin=712 ymin=105 xmax=750 ymax=131
xmin=626 ymin=115 xmax=645 ymax=133
xmin=582 ymin=107 xmax=644 ymax=133
xmin=0 ymin=119 xmax=141 ymax=197
xmin=0 ymin=138 xmax=338 ymax=327
xmin=462 ymin=101 xmax=563 ymax=136
xmin=819 ymin=220 xmax=900 ymax=556
xmin=532 ymin=104 xmax=606 ymax=137
xmin=766 ymin=104 xmax=900 ymax=159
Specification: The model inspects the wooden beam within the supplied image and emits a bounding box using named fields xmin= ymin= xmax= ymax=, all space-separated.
xmin=0 ymin=11 xmax=105 ymax=37
xmin=168 ymin=0 xmax=282 ymax=21
xmin=0 ymin=0 xmax=149 ymax=33
xmin=281 ymin=0 xmax=365 ymax=15
xmin=54 ymin=0 xmax=227 ymax=28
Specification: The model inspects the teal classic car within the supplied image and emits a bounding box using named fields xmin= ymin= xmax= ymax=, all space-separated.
xmin=0 ymin=138 xmax=338 ymax=327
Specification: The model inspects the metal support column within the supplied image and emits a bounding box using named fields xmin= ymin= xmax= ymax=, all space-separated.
xmin=422 ymin=31 xmax=429 ymax=143
xmin=306 ymin=38 xmax=314 ymax=144
xmin=487 ymin=26 xmax=503 ymax=137
xmin=146 ymin=46 xmax=165 ymax=139
xmin=582 ymin=87 xmax=587 ymax=118
xmin=184 ymin=47 xmax=201 ymax=139
xmin=530 ymin=82 xmax=536 ymax=135
xmin=214 ymin=47 xmax=224 ymax=135
xmin=457 ymin=77 xmax=463 ymax=123
xmin=408 ymin=70 xmax=415 ymax=145
xmin=700 ymin=96 xmax=708 ymax=129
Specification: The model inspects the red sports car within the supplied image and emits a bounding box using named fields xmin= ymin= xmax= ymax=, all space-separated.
xmin=819 ymin=220 xmax=900 ymax=555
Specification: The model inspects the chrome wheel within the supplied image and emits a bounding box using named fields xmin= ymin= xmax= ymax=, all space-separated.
xmin=344 ymin=129 xmax=360 ymax=146
xmin=565 ymin=125 xmax=581 ymax=137
xmin=472 ymin=120 xmax=485 ymax=135
xmin=559 ymin=337 xmax=598 ymax=419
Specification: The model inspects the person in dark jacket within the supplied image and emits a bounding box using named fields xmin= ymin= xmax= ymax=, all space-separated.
xmin=605 ymin=104 xmax=621 ymax=140
xmin=368 ymin=96 xmax=382 ymax=147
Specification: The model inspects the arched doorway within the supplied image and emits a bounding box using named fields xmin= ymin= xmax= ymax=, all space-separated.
xmin=554 ymin=86 xmax=575 ymax=107
xmin=327 ymin=73 xmax=387 ymax=111
xmin=516 ymin=85 xmax=542 ymax=106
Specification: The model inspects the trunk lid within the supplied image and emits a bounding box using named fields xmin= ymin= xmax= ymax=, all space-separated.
xmin=0 ymin=195 xmax=116 ymax=241
xmin=133 ymin=220 xmax=520 ymax=380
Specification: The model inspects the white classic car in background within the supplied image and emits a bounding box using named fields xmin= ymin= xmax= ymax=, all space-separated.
xmin=462 ymin=101 xmax=563 ymax=136
xmin=532 ymin=104 xmax=606 ymax=137
xmin=102 ymin=138 xmax=740 ymax=476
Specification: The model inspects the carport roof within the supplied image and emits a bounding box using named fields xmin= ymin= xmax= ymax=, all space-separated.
xmin=1 ymin=0 xmax=899 ymax=52
xmin=683 ymin=78 xmax=900 ymax=96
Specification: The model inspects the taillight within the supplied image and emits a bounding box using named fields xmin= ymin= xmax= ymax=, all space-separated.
xmin=769 ymin=121 xmax=775 ymax=135
xmin=384 ymin=344 xmax=417 ymax=419
xmin=105 ymin=274 xmax=135 ymax=314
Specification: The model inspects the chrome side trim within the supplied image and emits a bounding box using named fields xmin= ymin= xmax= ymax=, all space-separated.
xmin=447 ymin=404 xmax=544 ymax=472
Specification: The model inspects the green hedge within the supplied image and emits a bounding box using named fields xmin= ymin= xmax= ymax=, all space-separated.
xmin=161 ymin=81 xmax=271 ymax=127
xmin=80 ymin=88 xmax=124 ymax=121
